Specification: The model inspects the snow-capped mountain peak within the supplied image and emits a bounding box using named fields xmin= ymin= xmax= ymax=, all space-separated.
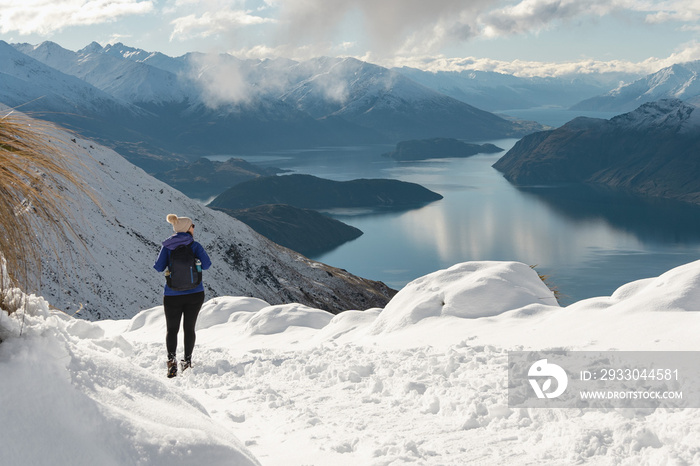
xmin=15 ymin=40 xmax=192 ymax=104
xmin=574 ymin=60 xmax=700 ymax=112
xmin=610 ymin=98 xmax=700 ymax=133
xmin=79 ymin=41 xmax=104 ymax=55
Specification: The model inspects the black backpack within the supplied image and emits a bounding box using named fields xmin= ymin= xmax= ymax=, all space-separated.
xmin=166 ymin=244 xmax=202 ymax=291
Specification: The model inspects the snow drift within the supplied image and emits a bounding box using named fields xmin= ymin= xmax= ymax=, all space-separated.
xmin=369 ymin=261 xmax=558 ymax=334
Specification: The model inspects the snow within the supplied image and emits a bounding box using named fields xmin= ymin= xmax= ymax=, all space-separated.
xmin=369 ymin=261 xmax=557 ymax=333
xmin=3 ymin=259 xmax=700 ymax=465
xmin=609 ymin=98 xmax=700 ymax=134
xmin=14 ymin=41 xmax=192 ymax=105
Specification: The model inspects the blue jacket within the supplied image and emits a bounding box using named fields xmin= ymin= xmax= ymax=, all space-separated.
xmin=154 ymin=232 xmax=212 ymax=296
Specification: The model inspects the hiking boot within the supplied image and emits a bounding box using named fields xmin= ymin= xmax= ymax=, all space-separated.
xmin=167 ymin=358 xmax=178 ymax=378
xmin=180 ymin=358 xmax=192 ymax=372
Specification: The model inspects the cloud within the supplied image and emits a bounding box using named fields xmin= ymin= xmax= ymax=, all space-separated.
xmin=480 ymin=0 xmax=621 ymax=38
xmin=267 ymin=0 xmax=700 ymax=59
xmin=272 ymin=0 xmax=492 ymax=57
xmin=381 ymin=41 xmax=700 ymax=77
xmin=0 ymin=0 xmax=154 ymax=35
xmin=170 ymin=8 xmax=276 ymax=41
xmin=186 ymin=52 xmax=253 ymax=107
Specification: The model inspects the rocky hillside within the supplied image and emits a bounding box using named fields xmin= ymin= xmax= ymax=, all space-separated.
xmin=24 ymin=114 xmax=395 ymax=319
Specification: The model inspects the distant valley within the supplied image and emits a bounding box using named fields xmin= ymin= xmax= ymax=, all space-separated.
xmin=4 ymin=38 xmax=700 ymax=296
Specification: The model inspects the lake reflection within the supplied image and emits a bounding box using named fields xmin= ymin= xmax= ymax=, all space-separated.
xmin=232 ymin=140 xmax=700 ymax=305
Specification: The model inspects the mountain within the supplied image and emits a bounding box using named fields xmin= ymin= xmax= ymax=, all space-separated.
xmin=1 ymin=40 xmax=193 ymax=172
xmin=18 ymin=113 xmax=394 ymax=319
xmin=394 ymin=67 xmax=634 ymax=111
xmin=14 ymin=41 xmax=193 ymax=104
xmin=12 ymin=41 xmax=344 ymax=165
xmin=493 ymin=99 xmax=700 ymax=203
xmin=280 ymin=57 xmax=533 ymax=141
xmin=382 ymin=138 xmax=502 ymax=161
xmin=572 ymin=61 xmax=700 ymax=112
xmin=8 ymin=41 xmax=540 ymax=174
xmin=218 ymin=204 xmax=363 ymax=256
xmin=208 ymin=174 xmax=444 ymax=210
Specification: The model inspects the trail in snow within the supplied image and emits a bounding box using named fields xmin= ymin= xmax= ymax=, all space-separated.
xmin=119 ymin=332 xmax=700 ymax=465
xmin=4 ymin=261 xmax=700 ymax=465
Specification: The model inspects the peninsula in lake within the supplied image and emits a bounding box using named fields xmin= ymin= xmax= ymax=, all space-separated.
xmin=383 ymin=138 xmax=503 ymax=161
xmin=208 ymin=174 xmax=443 ymax=210
xmin=493 ymin=99 xmax=700 ymax=205
xmin=216 ymin=204 xmax=363 ymax=257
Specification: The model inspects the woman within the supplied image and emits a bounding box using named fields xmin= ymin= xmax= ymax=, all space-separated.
xmin=154 ymin=214 xmax=212 ymax=378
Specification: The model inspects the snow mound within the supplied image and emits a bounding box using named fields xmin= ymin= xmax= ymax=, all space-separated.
xmin=370 ymin=261 xmax=558 ymax=334
xmin=245 ymin=303 xmax=334 ymax=335
xmin=196 ymin=296 xmax=270 ymax=330
xmin=578 ymin=259 xmax=700 ymax=313
xmin=124 ymin=306 xmax=166 ymax=334
xmin=313 ymin=308 xmax=382 ymax=343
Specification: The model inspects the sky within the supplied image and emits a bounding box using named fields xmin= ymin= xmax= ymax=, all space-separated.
xmin=0 ymin=0 xmax=699 ymax=76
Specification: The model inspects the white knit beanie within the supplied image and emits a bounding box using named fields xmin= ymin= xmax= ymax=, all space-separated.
xmin=166 ymin=214 xmax=193 ymax=233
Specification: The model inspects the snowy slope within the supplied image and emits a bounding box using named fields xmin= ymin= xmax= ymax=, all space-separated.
xmin=20 ymin=115 xmax=393 ymax=320
xmin=14 ymin=41 xmax=192 ymax=104
xmin=2 ymin=258 xmax=700 ymax=465
xmin=609 ymin=98 xmax=700 ymax=134
xmin=280 ymin=57 xmax=524 ymax=140
xmin=0 ymin=40 xmax=142 ymax=117
xmin=101 ymin=42 xmax=191 ymax=77
xmin=573 ymin=61 xmax=700 ymax=112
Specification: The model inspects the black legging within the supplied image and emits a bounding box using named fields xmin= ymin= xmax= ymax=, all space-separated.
xmin=164 ymin=291 xmax=205 ymax=360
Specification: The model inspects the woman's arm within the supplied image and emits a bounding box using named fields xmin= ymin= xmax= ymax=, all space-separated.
xmin=153 ymin=247 xmax=169 ymax=272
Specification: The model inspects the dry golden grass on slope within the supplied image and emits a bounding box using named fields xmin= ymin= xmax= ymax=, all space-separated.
xmin=0 ymin=110 xmax=97 ymax=314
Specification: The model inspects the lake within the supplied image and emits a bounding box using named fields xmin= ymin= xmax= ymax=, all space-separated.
xmin=209 ymin=109 xmax=700 ymax=305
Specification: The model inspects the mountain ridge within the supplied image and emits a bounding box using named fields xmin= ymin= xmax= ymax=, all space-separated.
xmin=493 ymin=99 xmax=700 ymax=204
xmin=5 ymin=40 xmax=541 ymax=175
xmin=572 ymin=60 xmax=700 ymax=112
